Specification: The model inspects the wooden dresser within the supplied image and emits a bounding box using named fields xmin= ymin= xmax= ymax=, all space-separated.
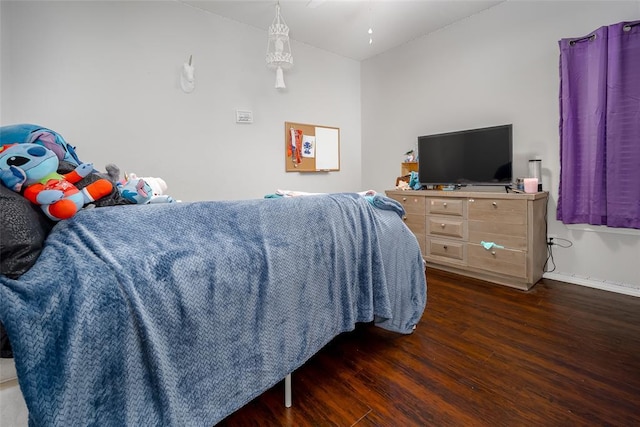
xmin=385 ymin=190 xmax=548 ymax=290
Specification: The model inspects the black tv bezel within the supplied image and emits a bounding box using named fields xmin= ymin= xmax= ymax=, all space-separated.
xmin=417 ymin=124 xmax=513 ymax=187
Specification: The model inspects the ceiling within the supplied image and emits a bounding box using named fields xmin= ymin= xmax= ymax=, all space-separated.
xmin=182 ymin=1 xmax=505 ymax=61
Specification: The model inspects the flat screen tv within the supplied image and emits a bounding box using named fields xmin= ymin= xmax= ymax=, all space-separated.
xmin=418 ymin=124 xmax=512 ymax=187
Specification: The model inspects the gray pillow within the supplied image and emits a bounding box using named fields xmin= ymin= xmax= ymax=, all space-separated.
xmin=0 ymin=183 xmax=54 ymax=279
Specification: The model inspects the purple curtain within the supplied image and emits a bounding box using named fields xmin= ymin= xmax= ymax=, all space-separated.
xmin=557 ymin=21 xmax=640 ymax=229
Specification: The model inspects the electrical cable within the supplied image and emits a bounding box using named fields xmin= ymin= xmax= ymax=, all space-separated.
xmin=550 ymin=237 xmax=573 ymax=248
xmin=544 ymin=237 xmax=573 ymax=273
xmin=544 ymin=241 xmax=556 ymax=273
xmin=542 ymin=195 xmax=555 ymax=272
xmin=542 ymin=193 xmax=574 ymax=272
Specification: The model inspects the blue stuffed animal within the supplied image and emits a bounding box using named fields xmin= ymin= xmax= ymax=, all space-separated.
xmin=0 ymin=124 xmax=82 ymax=166
xmin=106 ymin=164 xmax=176 ymax=205
xmin=0 ymin=143 xmax=113 ymax=220
xmin=117 ymin=178 xmax=175 ymax=204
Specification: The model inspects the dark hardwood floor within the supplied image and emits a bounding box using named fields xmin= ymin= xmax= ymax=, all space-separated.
xmin=219 ymin=268 xmax=640 ymax=426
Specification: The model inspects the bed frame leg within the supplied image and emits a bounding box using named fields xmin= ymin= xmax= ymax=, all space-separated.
xmin=284 ymin=373 xmax=292 ymax=408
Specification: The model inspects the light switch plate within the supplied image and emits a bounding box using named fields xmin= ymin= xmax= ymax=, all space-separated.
xmin=236 ymin=110 xmax=253 ymax=124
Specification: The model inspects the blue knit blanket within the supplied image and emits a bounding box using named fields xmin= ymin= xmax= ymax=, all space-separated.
xmin=0 ymin=193 xmax=426 ymax=426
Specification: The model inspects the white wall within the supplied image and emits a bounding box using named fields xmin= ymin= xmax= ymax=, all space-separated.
xmin=361 ymin=0 xmax=640 ymax=292
xmin=0 ymin=0 xmax=362 ymax=201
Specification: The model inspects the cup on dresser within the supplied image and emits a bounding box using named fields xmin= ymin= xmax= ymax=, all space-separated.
xmin=524 ymin=178 xmax=538 ymax=193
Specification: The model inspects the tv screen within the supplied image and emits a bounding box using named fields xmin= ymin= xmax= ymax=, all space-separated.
xmin=418 ymin=124 xmax=512 ymax=187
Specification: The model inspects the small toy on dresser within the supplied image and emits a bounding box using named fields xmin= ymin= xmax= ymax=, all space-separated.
xmin=106 ymin=164 xmax=177 ymax=205
xmin=0 ymin=143 xmax=113 ymax=220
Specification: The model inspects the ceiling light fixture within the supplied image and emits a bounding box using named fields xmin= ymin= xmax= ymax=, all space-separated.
xmin=266 ymin=2 xmax=293 ymax=89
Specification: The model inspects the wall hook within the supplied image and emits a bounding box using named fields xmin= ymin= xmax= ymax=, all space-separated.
xmin=181 ymin=54 xmax=195 ymax=93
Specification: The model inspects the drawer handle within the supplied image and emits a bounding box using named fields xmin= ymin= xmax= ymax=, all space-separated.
xmin=492 ymin=201 xmax=497 ymax=207
xmin=402 ymin=197 xmax=407 ymax=202
xmin=440 ymin=223 xmax=446 ymax=228
xmin=443 ymin=245 xmax=448 ymax=250
xmin=491 ymin=251 xmax=496 ymax=256
xmin=443 ymin=202 xmax=447 ymax=207
xmin=402 ymin=216 xmax=407 ymax=221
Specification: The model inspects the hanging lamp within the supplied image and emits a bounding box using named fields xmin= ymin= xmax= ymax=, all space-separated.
xmin=266 ymin=2 xmax=293 ymax=89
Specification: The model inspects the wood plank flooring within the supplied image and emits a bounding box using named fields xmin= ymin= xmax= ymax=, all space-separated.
xmin=219 ymin=268 xmax=640 ymax=426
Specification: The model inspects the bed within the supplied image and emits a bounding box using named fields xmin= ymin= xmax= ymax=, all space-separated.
xmin=0 ymin=191 xmax=426 ymax=426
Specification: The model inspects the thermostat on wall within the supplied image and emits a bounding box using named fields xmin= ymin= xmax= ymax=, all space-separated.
xmin=236 ymin=110 xmax=253 ymax=124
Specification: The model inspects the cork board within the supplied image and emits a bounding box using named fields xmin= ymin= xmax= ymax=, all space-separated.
xmin=285 ymin=121 xmax=340 ymax=172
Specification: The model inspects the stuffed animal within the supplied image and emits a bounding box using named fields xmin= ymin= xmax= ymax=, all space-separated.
xmin=116 ymin=178 xmax=156 ymax=205
xmin=105 ymin=164 xmax=175 ymax=204
xmin=0 ymin=124 xmax=83 ymax=166
xmin=128 ymin=173 xmax=174 ymax=203
xmin=0 ymin=143 xmax=113 ymax=221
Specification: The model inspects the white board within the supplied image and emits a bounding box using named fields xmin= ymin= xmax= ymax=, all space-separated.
xmin=314 ymin=127 xmax=340 ymax=171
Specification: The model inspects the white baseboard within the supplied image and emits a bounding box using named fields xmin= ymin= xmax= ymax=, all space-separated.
xmin=543 ymin=272 xmax=640 ymax=298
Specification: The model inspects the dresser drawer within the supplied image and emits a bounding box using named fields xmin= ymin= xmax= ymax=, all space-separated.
xmin=468 ymin=199 xmax=526 ymax=224
xmin=427 ymin=217 xmax=466 ymax=239
xmin=403 ymin=214 xmax=425 ymax=235
xmin=388 ymin=194 xmax=426 ymax=216
xmin=427 ymin=238 xmax=465 ymax=261
xmin=467 ymin=243 xmax=526 ymax=278
xmin=427 ymin=198 xmax=464 ymax=216
xmin=468 ymin=221 xmax=527 ymax=251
